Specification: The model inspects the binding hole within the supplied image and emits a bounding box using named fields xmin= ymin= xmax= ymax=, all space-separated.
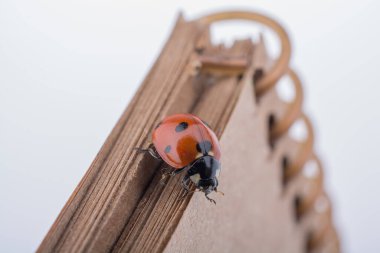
xmin=268 ymin=114 xmax=276 ymax=150
xmin=253 ymin=68 xmax=264 ymax=85
xmin=237 ymin=73 xmax=244 ymax=81
xmin=253 ymin=68 xmax=265 ymax=102
xmin=305 ymin=231 xmax=314 ymax=253
xmin=195 ymin=47 xmax=205 ymax=54
xmin=294 ymin=194 xmax=303 ymax=222
xmin=281 ymin=156 xmax=289 ymax=186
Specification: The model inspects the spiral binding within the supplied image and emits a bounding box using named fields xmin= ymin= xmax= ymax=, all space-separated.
xmin=198 ymin=11 xmax=340 ymax=252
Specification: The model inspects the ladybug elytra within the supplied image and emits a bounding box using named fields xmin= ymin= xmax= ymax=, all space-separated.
xmin=136 ymin=113 xmax=222 ymax=204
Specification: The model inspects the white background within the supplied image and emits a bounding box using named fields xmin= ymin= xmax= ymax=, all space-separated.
xmin=1 ymin=1 xmax=379 ymax=252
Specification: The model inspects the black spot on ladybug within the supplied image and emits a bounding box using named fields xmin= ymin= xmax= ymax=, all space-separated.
xmin=175 ymin=122 xmax=188 ymax=132
xmin=196 ymin=141 xmax=212 ymax=154
xmin=164 ymin=145 xmax=171 ymax=153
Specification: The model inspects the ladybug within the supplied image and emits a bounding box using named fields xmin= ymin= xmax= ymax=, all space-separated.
xmin=136 ymin=113 xmax=222 ymax=204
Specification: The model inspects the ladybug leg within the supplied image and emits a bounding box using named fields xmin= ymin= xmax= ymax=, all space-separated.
xmin=181 ymin=174 xmax=191 ymax=192
xmin=179 ymin=166 xmax=202 ymax=199
xmin=180 ymin=174 xmax=200 ymax=200
xmin=179 ymin=165 xmax=199 ymax=191
xmin=160 ymin=167 xmax=186 ymax=185
xmin=134 ymin=147 xmax=161 ymax=160
xmin=168 ymin=166 xmax=187 ymax=177
xmin=159 ymin=167 xmax=173 ymax=185
xmin=160 ymin=167 xmax=171 ymax=174
xmin=205 ymin=193 xmax=216 ymax=205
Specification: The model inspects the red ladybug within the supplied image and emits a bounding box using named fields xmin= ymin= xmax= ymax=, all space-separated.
xmin=136 ymin=114 xmax=222 ymax=204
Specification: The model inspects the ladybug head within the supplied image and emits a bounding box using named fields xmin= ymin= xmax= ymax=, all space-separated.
xmin=197 ymin=178 xmax=218 ymax=194
xmin=189 ymin=155 xmax=220 ymax=194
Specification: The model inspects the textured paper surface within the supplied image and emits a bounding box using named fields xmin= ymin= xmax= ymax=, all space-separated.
xmin=164 ymin=77 xmax=305 ymax=253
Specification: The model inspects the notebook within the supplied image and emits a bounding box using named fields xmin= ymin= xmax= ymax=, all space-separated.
xmin=38 ymin=11 xmax=339 ymax=253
